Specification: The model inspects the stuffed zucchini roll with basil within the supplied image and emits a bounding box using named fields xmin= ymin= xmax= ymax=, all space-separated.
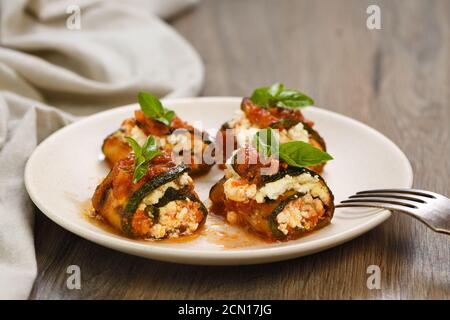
xmin=102 ymin=92 xmax=214 ymax=176
xmin=216 ymin=83 xmax=326 ymax=173
xmin=209 ymin=141 xmax=334 ymax=241
xmin=93 ymin=136 xmax=207 ymax=240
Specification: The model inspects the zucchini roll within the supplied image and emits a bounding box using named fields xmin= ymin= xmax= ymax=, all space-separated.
xmin=102 ymin=92 xmax=214 ymax=176
xmin=209 ymin=146 xmax=334 ymax=241
xmin=92 ymin=153 xmax=207 ymax=240
xmin=216 ymin=85 xmax=326 ymax=173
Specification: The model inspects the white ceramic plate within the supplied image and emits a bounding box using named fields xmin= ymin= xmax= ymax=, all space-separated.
xmin=25 ymin=97 xmax=413 ymax=265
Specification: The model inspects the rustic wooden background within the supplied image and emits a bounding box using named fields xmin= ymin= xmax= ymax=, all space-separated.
xmin=30 ymin=0 xmax=449 ymax=299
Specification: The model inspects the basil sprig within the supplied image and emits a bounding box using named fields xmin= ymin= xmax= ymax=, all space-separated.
xmin=278 ymin=141 xmax=333 ymax=167
xmin=138 ymin=91 xmax=176 ymax=126
xmin=254 ymin=128 xmax=333 ymax=167
xmin=125 ymin=135 xmax=162 ymax=183
xmin=250 ymin=82 xmax=314 ymax=109
xmin=255 ymin=127 xmax=279 ymax=158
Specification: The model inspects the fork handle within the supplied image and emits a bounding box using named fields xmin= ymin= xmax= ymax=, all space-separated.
xmin=407 ymin=206 xmax=450 ymax=235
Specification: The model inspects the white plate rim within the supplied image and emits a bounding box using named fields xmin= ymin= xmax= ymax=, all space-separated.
xmin=25 ymin=97 xmax=413 ymax=265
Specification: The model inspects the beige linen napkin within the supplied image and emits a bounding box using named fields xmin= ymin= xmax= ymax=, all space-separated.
xmin=0 ymin=0 xmax=203 ymax=299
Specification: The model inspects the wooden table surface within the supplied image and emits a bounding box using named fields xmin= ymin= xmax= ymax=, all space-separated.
xmin=30 ymin=0 xmax=449 ymax=299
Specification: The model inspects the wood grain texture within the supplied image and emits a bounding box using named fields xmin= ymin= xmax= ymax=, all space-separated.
xmin=30 ymin=0 xmax=449 ymax=299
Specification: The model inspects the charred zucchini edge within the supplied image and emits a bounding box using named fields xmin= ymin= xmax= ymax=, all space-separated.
xmin=302 ymin=122 xmax=326 ymax=151
xmin=122 ymin=165 xmax=190 ymax=235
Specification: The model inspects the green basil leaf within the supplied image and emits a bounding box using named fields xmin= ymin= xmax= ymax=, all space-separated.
xmin=250 ymin=82 xmax=314 ymax=109
xmin=250 ymin=87 xmax=272 ymax=107
xmin=141 ymin=136 xmax=162 ymax=160
xmin=133 ymin=161 xmax=148 ymax=184
xmin=164 ymin=110 xmax=176 ymax=123
xmin=268 ymin=82 xmax=284 ymax=96
xmin=141 ymin=135 xmax=155 ymax=153
xmin=138 ymin=92 xmax=164 ymax=118
xmin=124 ymin=136 xmax=142 ymax=158
xmin=146 ymin=150 xmax=162 ymax=161
xmin=276 ymin=90 xmax=314 ymax=108
xmin=138 ymin=91 xmax=176 ymax=125
xmin=279 ymin=141 xmax=333 ymax=167
xmin=157 ymin=117 xmax=170 ymax=126
xmin=126 ymin=135 xmax=162 ymax=183
xmin=255 ymin=128 xmax=279 ymax=158
xmin=135 ymin=154 xmax=146 ymax=167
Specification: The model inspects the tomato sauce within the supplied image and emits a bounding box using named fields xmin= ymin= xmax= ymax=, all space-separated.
xmin=241 ymin=98 xmax=314 ymax=128
xmin=134 ymin=110 xmax=194 ymax=137
xmin=111 ymin=152 xmax=175 ymax=199
xmin=230 ymin=146 xmax=287 ymax=185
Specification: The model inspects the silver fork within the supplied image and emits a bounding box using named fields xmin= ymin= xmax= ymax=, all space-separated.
xmin=335 ymin=189 xmax=450 ymax=235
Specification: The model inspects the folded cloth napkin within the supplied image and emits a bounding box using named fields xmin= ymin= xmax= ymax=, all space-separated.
xmin=0 ymin=0 xmax=204 ymax=299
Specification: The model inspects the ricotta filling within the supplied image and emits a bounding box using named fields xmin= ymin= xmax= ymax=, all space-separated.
xmin=228 ymin=110 xmax=310 ymax=146
xmin=135 ymin=173 xmax=199 ymax=239
xmin=130 ymin=126 xmax=147 ymax=146
xmin=130 ymin=126 xmax=204 ymax=160
xmin=223 ymin=166 xmax=328 ymax=204
xmin=149 ymin=199 xmax=201 ymax=239
xmin=276 ymin=194 xmax=322 ymax=235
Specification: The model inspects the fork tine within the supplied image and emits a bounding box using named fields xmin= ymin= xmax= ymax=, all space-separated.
xmin=335 ymin=201 xmax=413 ymax=212
xmin=338 ymin=190 xmax=450 ymax=235
xmin=340 ymin=198 xmax=418 ymax=209
xmin=335 ymin=200 xmax=413 ymax=212
xmin=356 ymin=189 xmax=436 ymax=198
xmin=349 ymin=193 xmax=426 ymax=203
